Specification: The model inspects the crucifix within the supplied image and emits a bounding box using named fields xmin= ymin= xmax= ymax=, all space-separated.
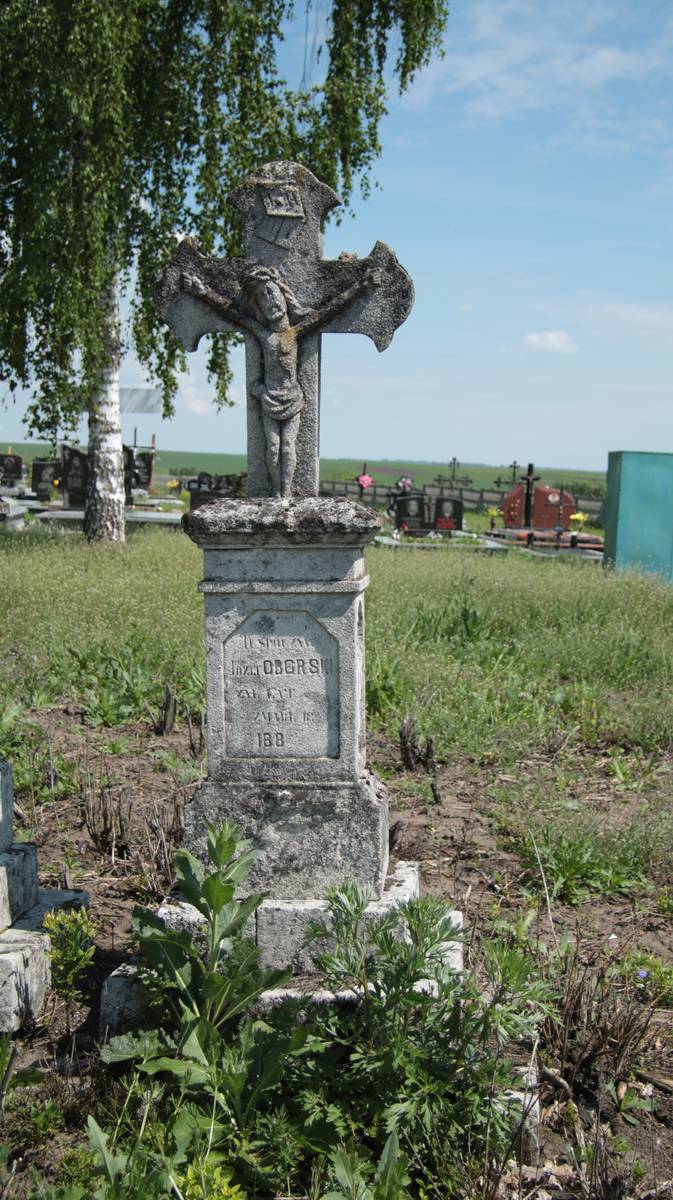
xmin=157 ymin=161 xmax=414 ymax=498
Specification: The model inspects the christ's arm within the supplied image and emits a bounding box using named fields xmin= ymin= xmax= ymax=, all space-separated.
xmin=180 ymin=273 xmax=265 ymax=341
xmin=294 ymin=266 xmax=382 ymax=337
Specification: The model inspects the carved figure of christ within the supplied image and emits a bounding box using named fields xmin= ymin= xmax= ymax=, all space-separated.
xmin=181 ymin=264 xmax=382 ymax=497
xmin=157 ymin=163 xmax=414 ymax=497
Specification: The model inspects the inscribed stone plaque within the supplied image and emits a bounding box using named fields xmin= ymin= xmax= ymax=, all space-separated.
xmin=224 ymin=611 xmax=339 ymax=758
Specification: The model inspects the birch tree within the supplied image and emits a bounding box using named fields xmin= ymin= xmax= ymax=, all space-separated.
xmin=0 ymin=0 xmax=448 ymax=541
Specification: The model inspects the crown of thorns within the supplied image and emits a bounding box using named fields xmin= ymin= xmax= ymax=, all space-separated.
xmin=244 ymin=265 xmax=305 ymax=320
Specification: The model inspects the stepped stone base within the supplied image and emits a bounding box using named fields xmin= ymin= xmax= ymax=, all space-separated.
xmin=0 ymin=888 xmax=89 ymax=1032
xmin=184 ymin=772 xmax=389 ymax=902
xmin=100 ymin=863 xmax=463 ymax=1039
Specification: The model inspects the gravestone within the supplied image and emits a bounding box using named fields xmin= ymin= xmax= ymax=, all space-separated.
xmin=434 ymin=496 xmax=463 ymax=530
xmin=132 ymin=450 xmax=154 ymax=491
xmin=0 ymin=760 xmax=88 ymax=1030
xmin=186 ymin=471 xmax=247 ymax=510
xmin=31 ymin=457 xmax=60 ymax=501
xmin=61 ymin=445 xmax=89 ymax=508
xmin=158 ymin=162 xmax=416 ymax=967
xmin=0 ymin=455 xmax=22 ymax=487
xmin=394 ymin=492 xmax=428 ymax=534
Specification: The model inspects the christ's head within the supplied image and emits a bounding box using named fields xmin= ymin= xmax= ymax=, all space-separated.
xmin=245 ymin=266 xmax=304 ymax=328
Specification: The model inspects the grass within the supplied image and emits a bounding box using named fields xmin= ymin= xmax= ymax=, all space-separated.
xmin=2 ymin=527 xmax=672 ymax=762
xmin=1 ymin=524 xmax=673 ymax=888
xmin=366 ymin=546 xmax=673 ymax=759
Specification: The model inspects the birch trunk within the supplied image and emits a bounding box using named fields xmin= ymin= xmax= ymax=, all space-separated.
xmin=83 ymin=278 xmax=125 ymax=543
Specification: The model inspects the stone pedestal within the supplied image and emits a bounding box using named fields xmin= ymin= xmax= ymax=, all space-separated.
xmin=0 ymin=759 xmax=88 ymax=1031
xmin=182 ymin=497 xmax=389 ymax=925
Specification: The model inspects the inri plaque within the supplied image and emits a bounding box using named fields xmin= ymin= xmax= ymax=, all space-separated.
xmin=224 ymin=610 xmax=339 ymax=758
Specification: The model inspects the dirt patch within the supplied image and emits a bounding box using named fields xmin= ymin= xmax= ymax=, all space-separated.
xmin=6 ymin=713 xmax=673 ymax=1192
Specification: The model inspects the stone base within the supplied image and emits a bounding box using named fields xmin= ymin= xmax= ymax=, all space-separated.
xmin=183 ymin=771 xmax=389 ymax=901
xmin=158 ymin=861 xmax=463 ymax=975
xmin=101 ymin=863 xmax=460 ymax=1037
xmin=257 ymin=861 xmax=421 ymax=972
xmin=0 ymin=843 xmax=38 ymax=926
xmin=0 ymin=887 xmax=88 ymax=1032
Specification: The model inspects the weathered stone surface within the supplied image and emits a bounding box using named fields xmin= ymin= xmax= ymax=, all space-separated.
xmin=0 ymin=930 xmax=49 ymax=1033
xmin=256 ymin=860 xmax=419 ymax=972
xmin=184 ymin=773 xmax=389 ymax=901
xmin=99 ymin=962 xmax=148 ymax=1041
xmin=193 ymin=526 xmax=370 ymax=787
xmin=0 ymin=843 xmax=38 ymax=928
xmin=0 ymin=760 xmax=13 ymax=853
xmin=0 ymin=887 xmax=89 ymax=1032
xmin=155 ymin=162 xmax=414 ymax=941
xmin=503 ymin=1066 xmax=540 ymax=1167
xmin=13 ymin=887 xmax=90 ymax=931
xmin=183 ymin=496 xmax=379 ymax=548
xmin=158 ymin=161 xmax=413 ymax=499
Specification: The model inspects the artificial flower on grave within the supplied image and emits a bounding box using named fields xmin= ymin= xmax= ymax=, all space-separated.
xmin=358 ymin=473 xmax=373 ymax=490
xmin=570 ymin=511 xmax=587 ymax=529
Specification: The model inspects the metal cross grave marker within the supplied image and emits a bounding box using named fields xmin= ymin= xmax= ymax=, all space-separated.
xmin=157 ymin=161 xmax=414 ymax=498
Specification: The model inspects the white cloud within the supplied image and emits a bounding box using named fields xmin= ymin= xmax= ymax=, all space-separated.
xmin=405 ymin=0 xmax=673 ymax=149
xmin=524 ymin=330 xmax=578 ymax=354
xmin=187 ymin=396 xmax=210 ymax=415
xmin=458 ymin=303 xmax=474 ymax=312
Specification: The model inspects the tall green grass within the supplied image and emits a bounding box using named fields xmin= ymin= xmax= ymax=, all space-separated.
xmin=0 ymin=527 xmax=203 ymax=716
xmin=1 ymin=529 xmax=672 ymax=766
xmin=366 ymin=547 xmax=673 ymax=760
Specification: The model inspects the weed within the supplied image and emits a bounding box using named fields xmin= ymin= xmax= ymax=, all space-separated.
xmin=519 ymin=826 xmax=646 ymax=904
xmin=102 ymin=735 xmax=133 ymax=755
xmin=604 ymin=1081 xmax=656 ymax=1126
xmin=153 ymin=747 xmax=203 ymax=784
xmin=176 ymin=1161 xmax=245 ymax=1199
xmin=366 ymin=655 xmax=403 ymax=721
xmin=44 ymin=907 xmax=97 ymax=1033
xmin=622 ymin=951 xmax=673 ymax=1007
xmin=83 ymin=776 xmax=132 ymax=862
xmin=656 ymin=887 xmax=673 ymax=920
xmin=53 ymin=1145 xmax=97 ymax=1189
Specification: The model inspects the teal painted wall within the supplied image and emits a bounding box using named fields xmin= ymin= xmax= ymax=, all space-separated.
xmin=604 ymin=451 xmax=673 ymax=579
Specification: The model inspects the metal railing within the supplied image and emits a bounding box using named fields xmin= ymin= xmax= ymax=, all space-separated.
xmin=318 ymin=478 xmax=604 ymax=521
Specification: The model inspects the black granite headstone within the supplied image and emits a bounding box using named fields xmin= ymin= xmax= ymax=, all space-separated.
xmin=61 ymin=446 xmax=88 ymax=507
xmin=0 ymin=455 xmax=22 ymax=486
xmin=433 ymin=496 xmax=463 ymax=531
xmin=31 ymin=458 xmax=60 ymax=501
xmin=394 ymin=493 xmax=428 ymax=534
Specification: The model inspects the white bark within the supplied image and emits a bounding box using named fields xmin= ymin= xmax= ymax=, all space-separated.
xmin=83 ymin=278 xmax=125 ymax=543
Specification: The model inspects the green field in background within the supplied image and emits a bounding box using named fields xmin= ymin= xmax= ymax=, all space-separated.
xmin=3 ymin=441 xmax=607 ymax=495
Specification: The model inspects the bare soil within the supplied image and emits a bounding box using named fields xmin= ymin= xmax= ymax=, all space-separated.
xmin=8 ymin=709 xmax=673 ymax=1195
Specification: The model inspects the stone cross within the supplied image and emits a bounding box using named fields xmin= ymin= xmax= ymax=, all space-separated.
xmin=157 ymin=161 xmax=414 ymax=498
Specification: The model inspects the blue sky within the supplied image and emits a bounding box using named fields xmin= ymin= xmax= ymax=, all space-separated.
xmin=3 ymin=0 xmax=673 ymax=471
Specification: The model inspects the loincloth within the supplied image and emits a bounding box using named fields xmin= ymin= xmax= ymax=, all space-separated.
xmin=259 ymin=383 xmax=304 ymax=423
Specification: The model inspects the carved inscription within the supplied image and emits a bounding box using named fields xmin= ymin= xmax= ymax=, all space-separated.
xmin=224 ymin=610 xmax=339 ymax=758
